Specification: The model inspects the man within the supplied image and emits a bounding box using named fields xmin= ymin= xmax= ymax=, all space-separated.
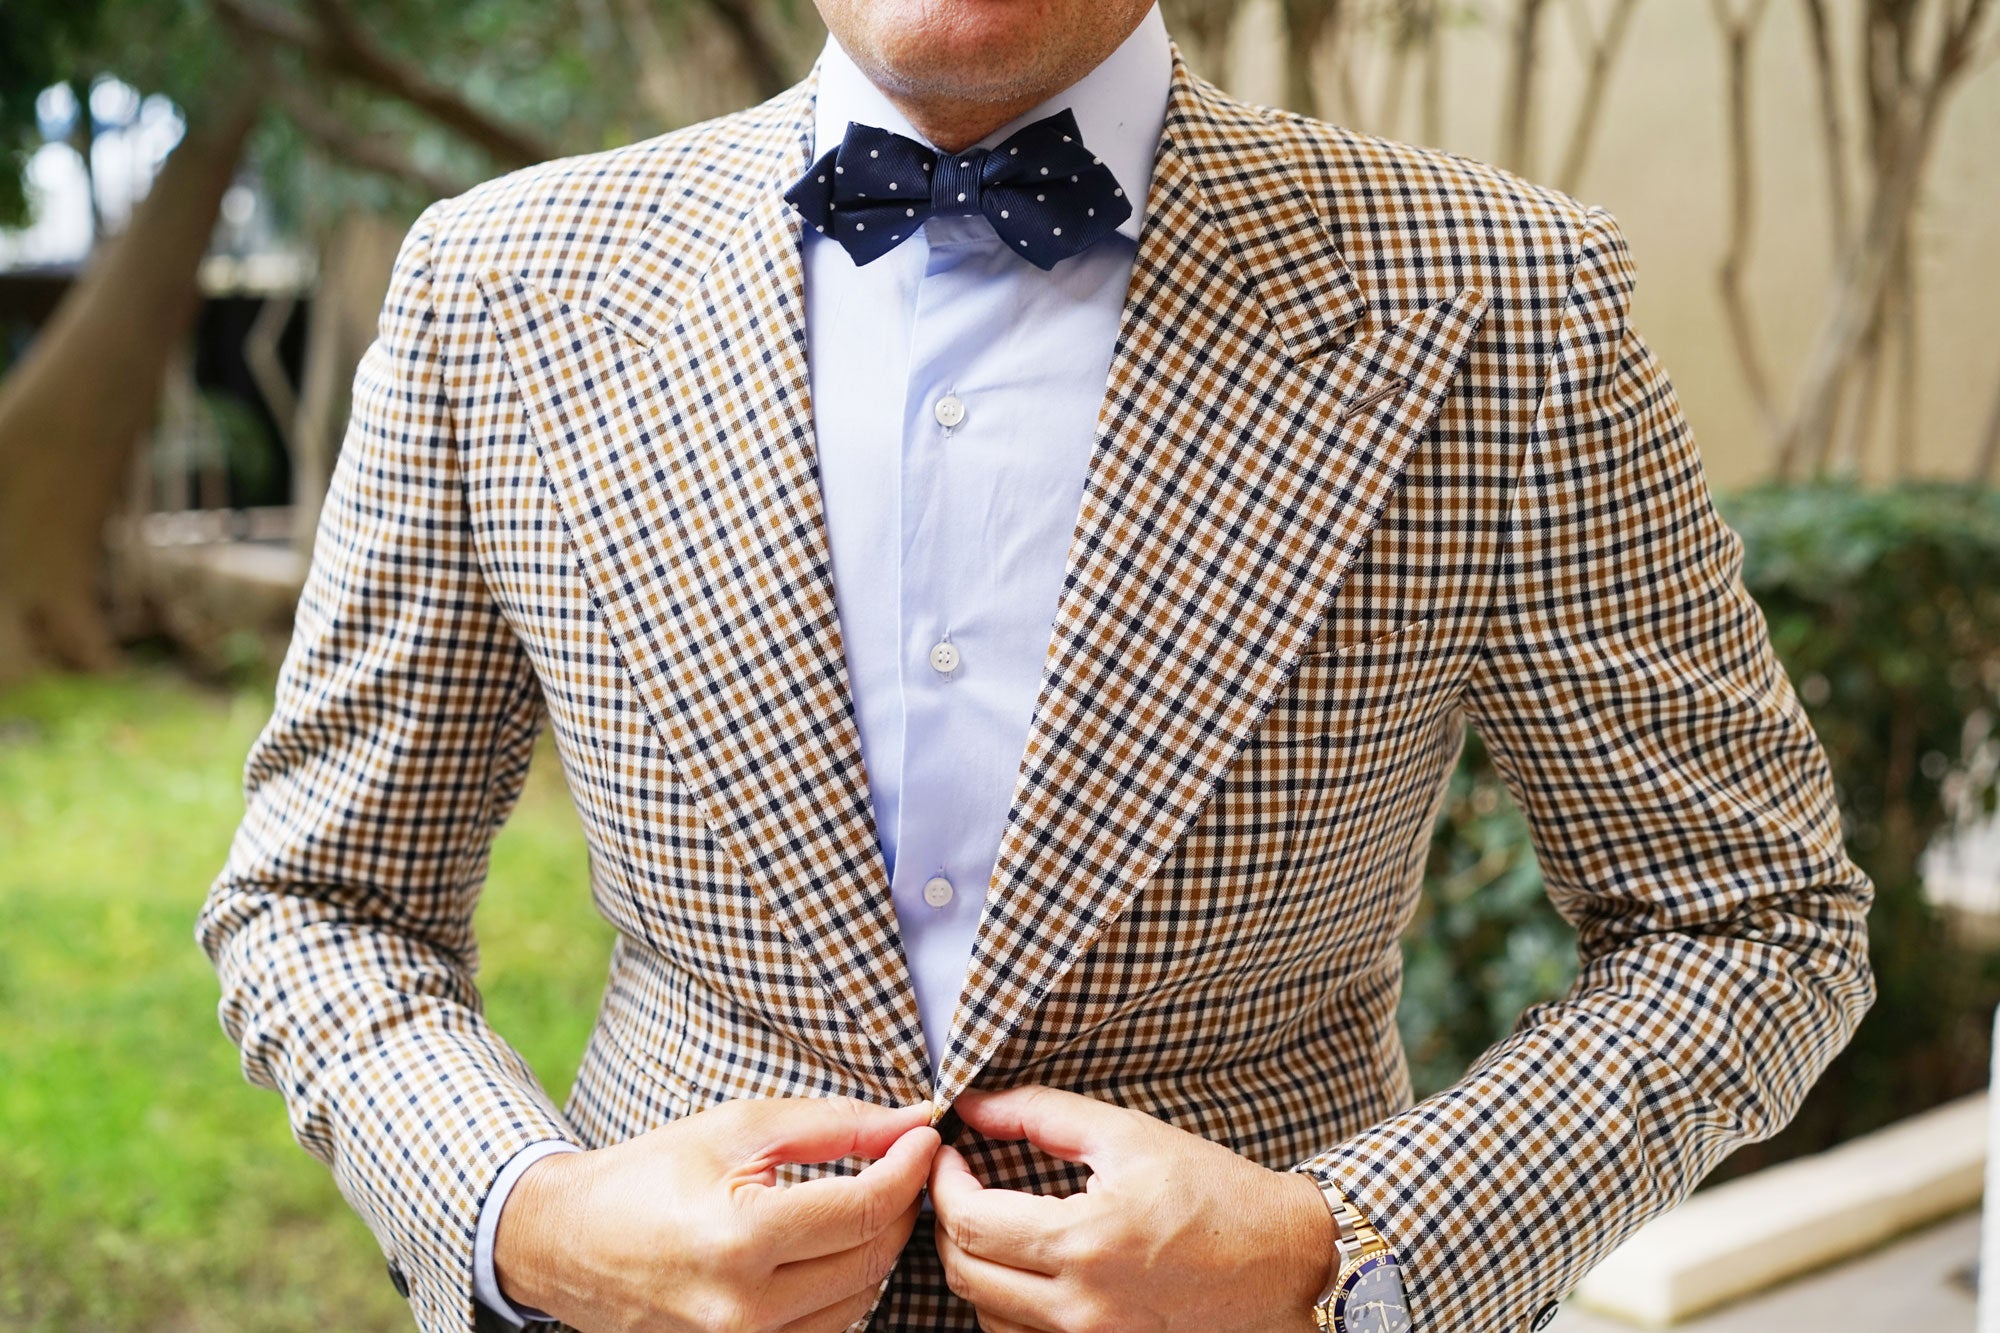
xmin=198 ymin=0 xmax=1876 ymax=1329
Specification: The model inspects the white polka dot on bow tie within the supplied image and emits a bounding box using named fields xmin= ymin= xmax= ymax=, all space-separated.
xmin=1071 ymin=175 xmax=1078 ymax=182
xmin=1063 ymin=135 xmax=1072 ymax=142
xmin=959 ymin=160 xmax=969 ymax=168
xmin=817 ymin=175 xmax=826 ymax=183
xmin=1000 ymin=210 xmax=1009 ymax=218
xmin=1114 ymin=188 xmax=1124 ymax=197
xmin=957 ymin=192 xmax=966 ymax=202
xmin=1037 ymin=194 xmax=1045 ymax=201
xmin=856 ymin=222 xmax=865 ymax=230
xmin=1040 ymin=167 xmax=1049 ymax=175
xmin=893 ymin=234 xmax=901 ymax=240
xmin=906 ymin=207 xmax=916 ymax=216
xmin=1087 ymin=208 xmax=1095 ymax=216
xmin=889 ymin=181 xmax=898 ymax=190
xmin=923 ymin=162 xmax=931 ymax=170
xmin=1010 ymin=147 xmax=1019 ymax=155
xmin=870 ymin=149 xmax=879 ymax=157
xmin=1053 ymin=227 xmax=1062 ymax=235
xmin=1092 ymin=156 xmax=1101 ymax=164
xmin=1020 ymin=239 xmax=1028 ymax=246
xmin=835 ymin=166 xmax=844 ymax=173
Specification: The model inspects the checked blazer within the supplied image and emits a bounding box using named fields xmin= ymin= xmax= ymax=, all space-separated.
xmin=200 ymin=42 xmax=1875 ymax=1333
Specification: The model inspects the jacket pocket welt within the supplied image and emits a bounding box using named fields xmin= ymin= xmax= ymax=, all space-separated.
xmin=1258 ymin=616 xmax=1437 ymax=742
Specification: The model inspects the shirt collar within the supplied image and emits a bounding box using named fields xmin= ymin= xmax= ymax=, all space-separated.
xmin=809 ymin=5 xmax=1171 ymax=243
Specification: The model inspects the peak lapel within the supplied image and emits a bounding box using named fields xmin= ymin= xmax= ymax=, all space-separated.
xmin=476 ymin=81 xmax=932 ymax=1095
xmin=934 ymin=58 xmax=1490 ymax=1105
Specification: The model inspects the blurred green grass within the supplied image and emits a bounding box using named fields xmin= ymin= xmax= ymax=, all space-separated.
xmin=0 ymin=665 xmax=612 ymax=1330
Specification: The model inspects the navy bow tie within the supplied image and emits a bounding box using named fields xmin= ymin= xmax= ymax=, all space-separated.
xmin=784 ymin=109 xmax=1132 ymax=270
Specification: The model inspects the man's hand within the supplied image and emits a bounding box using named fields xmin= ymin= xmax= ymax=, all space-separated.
xmin=494 ymin=1096 xmax=940 ymax=1333
xmin=929 ymin=1086 xmax=1337 ymax=1333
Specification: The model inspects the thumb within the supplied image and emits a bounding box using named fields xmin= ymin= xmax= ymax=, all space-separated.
xmin=952 ymin=1086 xmax=1122 ymax=1168
xmin=926 ymin=1141 xmax=984 ymax=1212
xmin=854 ymin=1122 xmax=942 ymax=1202
xmin=726 ymin=1096 xmax=935 ymax=1169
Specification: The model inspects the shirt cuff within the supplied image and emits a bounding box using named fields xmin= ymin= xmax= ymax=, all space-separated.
xmin=475 ymin=1139 xmax=585 ymax=1326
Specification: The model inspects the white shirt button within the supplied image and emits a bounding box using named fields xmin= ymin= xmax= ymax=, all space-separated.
xmin=929 ymin=640 xmax=960 ymax=674
xmin=922 ymin=875 xmax=955 ymax=908
xmin=933 ymin=394 xmax=966 ymax=428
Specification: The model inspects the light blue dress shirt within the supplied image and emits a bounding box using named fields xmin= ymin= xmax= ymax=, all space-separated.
xmin=474 ymin=11 xmax=1172 ymax=1321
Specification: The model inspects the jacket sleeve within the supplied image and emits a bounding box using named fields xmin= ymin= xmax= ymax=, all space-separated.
xmin=196 ymin=205 xmax=584 ymax=1333
xmin=1297 ymin=205 xmax=1876 ymax=1331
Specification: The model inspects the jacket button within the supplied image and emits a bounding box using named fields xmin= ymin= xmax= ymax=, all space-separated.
xmin=1530 ymin=1300 xmax=1560 ymax=1330
xmin=386 ymin=1260 xmax=411 ymax=1298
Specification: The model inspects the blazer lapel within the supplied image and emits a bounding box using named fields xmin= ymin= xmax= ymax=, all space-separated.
xmin=476 ymin=79 xmax=933 ymax=1097
xmin=935 ymin=56 xmax=1490 ymax=1106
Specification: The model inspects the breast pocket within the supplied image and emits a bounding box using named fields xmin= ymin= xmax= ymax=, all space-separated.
xmin=1256 ymin=615 xmax=1439 ymax=744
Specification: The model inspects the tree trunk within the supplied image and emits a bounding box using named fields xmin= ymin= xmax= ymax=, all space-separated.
xmin=0 ymin=90 xmax=262 ymax=690
xmin=291 ymin=211 xmax=401 ymax=562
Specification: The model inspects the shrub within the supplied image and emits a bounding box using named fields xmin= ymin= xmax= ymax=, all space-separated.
xmin=1400 ymin=482 xmax=2000 ymax=1170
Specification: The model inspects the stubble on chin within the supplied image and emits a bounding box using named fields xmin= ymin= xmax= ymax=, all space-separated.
xmin=831 ymin=0 xmax=1112 ymax=124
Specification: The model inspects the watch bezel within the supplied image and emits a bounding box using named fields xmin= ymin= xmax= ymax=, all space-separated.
xmin=1332 ymin=1251 xmax=1407 ymax=1333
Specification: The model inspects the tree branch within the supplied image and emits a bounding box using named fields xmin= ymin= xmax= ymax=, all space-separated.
xmin=700 ymin=0 xmax=795 ymax=100
xmin=1554 ymin=0 xmax=1643 ymax=194
xmin=1975 ymin=355 xmax=2000 ymax=486
xmin=1500 ymin=0 xmax=1551 ymax=175
xmin=1708 ymin=0 xmax=1783 ymax=460
xmin=1282 ymin=0 xmax=1344 ymax=121
xmin=1420 ymin=0 xmax=1445 ymax=144
xmin=1822 ymin=294 xmax=1883 ymax=476
xmin=1798 ymin=0 xmax=1851 ymax=260
xmin=1888 ymin=233 xmax=1917 ymax=479
xmin=609 ymin=0 xmax=683 ymax=127
xmin=274 ymin=79 xmax=473 ymax=198
xmin=213 ymin=0 xmax=557 ymax=167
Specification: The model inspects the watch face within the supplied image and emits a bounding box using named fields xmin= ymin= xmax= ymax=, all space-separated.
xmin=1336 ymin=1256 xmax=1410 ymax=1333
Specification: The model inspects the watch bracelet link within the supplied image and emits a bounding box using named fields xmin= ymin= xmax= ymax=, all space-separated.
xmin=1313 ymin=1184 xmax=1392 ymax=1332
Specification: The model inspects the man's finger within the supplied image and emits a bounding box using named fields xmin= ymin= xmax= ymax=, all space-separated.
xmin=758 ymin=1124 xmax=940 ymax=1262
xmin=952 ymin=1086 xmax=1124 ymax=1167
xmin=935 ymin=1218 xmax=1063 ymax=1331
xmin=760 ymin=1195 xmax=920 ymax=1326
xmin=927 ymin=1143 xmax=1069 ymax=1274
xmin=729 ymin=1096 xmax=935 ymax=1168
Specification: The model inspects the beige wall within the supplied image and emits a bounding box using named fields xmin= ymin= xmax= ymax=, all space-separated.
xmin=1210 ymin=0 xmax=2000 ymax=492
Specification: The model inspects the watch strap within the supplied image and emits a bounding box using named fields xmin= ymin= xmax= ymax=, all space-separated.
xmin=1313 ymin=1182 xmax=1393 ymax=1331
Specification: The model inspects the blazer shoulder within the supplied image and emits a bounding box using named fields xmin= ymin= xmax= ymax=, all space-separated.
xmin=1276 ymin=108 xmax=1590 ymax=229
xmin=1247 ymin=99 xmax=1600 ymax=323
xmin=415 ymin=94 xmax=803 ymax=308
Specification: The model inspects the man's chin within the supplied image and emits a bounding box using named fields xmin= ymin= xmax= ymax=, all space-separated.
xmin=847 ymin=0 xmax=1073 ymax=94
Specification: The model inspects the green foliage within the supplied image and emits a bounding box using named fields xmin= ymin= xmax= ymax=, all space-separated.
xmin=1722 ymin=481 xmax=2000 ymax=873
xmin=1401 ymin=729 xmax=1574 ymax=1097
xmin=1718 ymin=481 xmax=2000 ymax=1169
xmin=0 ymin=666 xmax=610 ymax=1329
xmin=1398 ymin=481 xmax=2000 ymax=1174
xmin=0 ymin=1 xmax=109 ymax=226
xmin=2 ymin=0 xmax=823 ymax=246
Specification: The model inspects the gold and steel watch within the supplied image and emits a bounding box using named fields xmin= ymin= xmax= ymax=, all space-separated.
xmin=1312 ymin=1185 xmax=1410 ymax=1333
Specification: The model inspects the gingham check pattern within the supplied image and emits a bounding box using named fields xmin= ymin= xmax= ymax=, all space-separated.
xmin=199 ymin=43 xmax=1874 ymax=1333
